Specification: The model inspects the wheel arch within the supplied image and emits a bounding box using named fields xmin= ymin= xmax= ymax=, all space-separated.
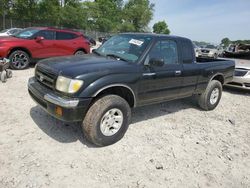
xmin=211 ymin=73 xmax=224 ymax=85
xmin=93 ymin=84 xmax=136 ymax=108
xmin=74 ymin=48 xmax=87 ymax=54
xmin=8 ymin=47 xmax=32 ymax=58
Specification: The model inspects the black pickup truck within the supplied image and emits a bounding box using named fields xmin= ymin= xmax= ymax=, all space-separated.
xmin=28 ymin=33 xmax=235 ymax=146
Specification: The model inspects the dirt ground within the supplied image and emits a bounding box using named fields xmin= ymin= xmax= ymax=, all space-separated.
xmin=0 ymin=67 xmax=250 ymax=188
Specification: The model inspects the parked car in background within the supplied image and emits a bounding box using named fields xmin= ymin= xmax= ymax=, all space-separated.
xmin=0 ymin=27 xmax=90 ymax=70
xmin=198 ymin=44 xmax=219 ymax=59
xmin=84 ymin=35 xmax=96 ymax=46
xmin=224 ymin=44 xmax=250 ymax=59
xmin=193 ymin=43 xmax=201 ymax=57
xmin=98 ymin=35 xmax=112 ymax=44
xmin=0 ymin=28 xmax=23 ymax=37
xmin=226 ymin=59 xmax=250 ymax=90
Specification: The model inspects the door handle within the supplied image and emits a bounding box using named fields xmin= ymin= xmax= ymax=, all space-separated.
xmin=175 ymin=70 xmax=182 ymax=76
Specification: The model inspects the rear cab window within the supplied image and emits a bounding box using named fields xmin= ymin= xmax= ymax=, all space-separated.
xmin=181 ymin=40 xmax=195 ymax=64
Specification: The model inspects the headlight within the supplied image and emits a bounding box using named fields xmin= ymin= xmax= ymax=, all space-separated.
xmin=56 ymin=76 xmax=84 ymax=93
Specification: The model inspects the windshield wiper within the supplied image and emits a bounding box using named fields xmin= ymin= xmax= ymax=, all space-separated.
xmin=106 ymin=54 xmax=128 ymax=62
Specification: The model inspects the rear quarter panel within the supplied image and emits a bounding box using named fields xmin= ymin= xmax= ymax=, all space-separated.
xmin=195 ymin=60 xmax=235 ymax=94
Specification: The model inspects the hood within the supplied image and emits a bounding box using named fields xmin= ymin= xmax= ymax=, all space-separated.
xmin=234 ymin=59 xmax=250 ymax=69
xmin=0 ymin=36 xmax=25 ymax=42
xmin=37 ymin=54 xmax=139 ymax=78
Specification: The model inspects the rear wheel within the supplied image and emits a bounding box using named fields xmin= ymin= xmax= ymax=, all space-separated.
xmin=9 ymin=50 xmax=30 ymax=70
xmin=82 ymin=95 xmax=131 ymax=146
xmin=197 ymin=80 xmax=222 ymax=111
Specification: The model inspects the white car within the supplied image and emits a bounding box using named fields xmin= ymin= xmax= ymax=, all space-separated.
xmin=226 ymin=59 xmax=250 ymax=90
xmin=0 ymin=28 xmax=23 ymax=37
xmin=198 ymin=45 xmax=219 ymax=59
xmin=193 ymin=43 xmax=201 ymax=57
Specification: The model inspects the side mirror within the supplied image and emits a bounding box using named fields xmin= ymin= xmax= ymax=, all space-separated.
xmin=35 ymin=36 xmax=44 ymax=42
xmin=148 ymin=58 xmax=164 ymax=67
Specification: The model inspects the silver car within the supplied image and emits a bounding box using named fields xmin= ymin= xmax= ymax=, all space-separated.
xmin=198 ymin=45 xmax=219 ymax=59
xmin=226 ymin=59 xmax=250 ymax=90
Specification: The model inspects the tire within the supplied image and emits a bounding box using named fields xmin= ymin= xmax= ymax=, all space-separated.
xmin=213 ymin=53 xmax=218 ymax=59
xmin=82 ymin=95 xmax=131 ymax=146
xmin=9 ymin=50 xmax=30 ymax=70
xmin=197 ymin=80 xmax=222 ymax=111
xmin=74 ymin=50 xmax=85 ymax=56
xmin=6 ymin=70 xmax=12 ymax=78
xmin=0 ymin=71 xmax=7 ymax=83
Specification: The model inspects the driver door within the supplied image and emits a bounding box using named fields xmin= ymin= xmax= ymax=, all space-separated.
xmin=31 ymin=30 xmax=57 ymax=58
xmin=137 ymin=39 xmax=183 ymax=105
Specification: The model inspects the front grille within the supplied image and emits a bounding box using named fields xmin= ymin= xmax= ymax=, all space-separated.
xmin=35 ymin=66 xmax=57 ymax=89
xmin=201 ymin=50 xmax=210 ymax=53
xmin=234 ymin=69 xmax=248 ymax=77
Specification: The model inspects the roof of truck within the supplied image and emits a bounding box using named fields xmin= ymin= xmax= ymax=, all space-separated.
xmin=121 ymin=32 xmax=191 ymax=41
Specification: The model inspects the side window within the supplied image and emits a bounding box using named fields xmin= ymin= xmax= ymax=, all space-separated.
xmin=56 ymin=32 xmax=77 ymax=40
xmin=34 ymin=30 xmax=55 ymax=40
xmin=182 ymin=40 xmax=194 ymax=64
xmin=149 ymin=40 xmax=178 ymax=64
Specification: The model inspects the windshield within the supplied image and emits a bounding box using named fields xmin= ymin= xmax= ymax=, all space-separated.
xmin=205 ymin=45 xmax=216 ymax=49
xmin=0 ymin=29 xmax=9 ymax=33
xmin=95 ymin=34 xmax=153 ymax=62
xmin=14 ymin=28 xmax=40 ymax=39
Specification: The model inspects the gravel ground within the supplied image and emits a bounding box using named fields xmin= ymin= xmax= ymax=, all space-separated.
xmin=0 ymin=67 xmax=250 ymax=188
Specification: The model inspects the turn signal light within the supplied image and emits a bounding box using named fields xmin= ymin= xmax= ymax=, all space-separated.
xmin=55 ymin=106 xmax=63 ymax=116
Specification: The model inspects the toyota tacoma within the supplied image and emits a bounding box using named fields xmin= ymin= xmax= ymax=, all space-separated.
xmin=28 ymin=33 xmax=235 ymax=146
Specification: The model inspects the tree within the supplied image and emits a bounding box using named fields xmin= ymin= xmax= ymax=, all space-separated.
xmin=1 ymin=0 xmax=155 ymax=32
xmin=82 ymin=0 xmax=123 ymax=32
xmin=153 ymin=21 xmax=170 ymax=34
xmin=221 ymin=38 xmax=230 ymax=48
xmin=122 ymin=0 xmax=154 ymax=32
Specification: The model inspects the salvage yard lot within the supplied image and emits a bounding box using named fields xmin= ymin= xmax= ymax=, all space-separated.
xmin=0 ymin=68 xmax=250 ymax=188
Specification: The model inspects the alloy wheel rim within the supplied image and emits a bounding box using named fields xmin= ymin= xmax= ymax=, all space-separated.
xmin=11 ymin=52 xmax=29 ymax=69
xmin=75 ymin=51 xmax=85 ymax=56
xmin=210 ymin=88 xmax=219 ymax=105
xmin=100 ymin=108 xmax=124 ymax=136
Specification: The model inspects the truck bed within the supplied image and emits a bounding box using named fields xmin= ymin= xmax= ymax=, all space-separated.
xmin=196 ymin=57 xmax=229 ymax=63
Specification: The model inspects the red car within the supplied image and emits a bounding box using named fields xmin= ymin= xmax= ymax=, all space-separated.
xmin=0 ymin=27 xmax=90 ymax=70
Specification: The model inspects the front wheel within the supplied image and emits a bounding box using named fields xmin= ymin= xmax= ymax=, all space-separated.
xmin=82 ymin=95 xmax=131 ymax=146
xmin=197 ymin=80 xmax=222 ymax=111
xmin=74 ymin=50 xmax=86 ymax=56
xmin=9 ymin=50 xmax=30 ymax=70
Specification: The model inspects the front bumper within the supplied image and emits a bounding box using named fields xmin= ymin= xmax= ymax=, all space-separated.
xmin=0 ymin=46 xmax=9 ymax=58
xmin=226 ymin=75 xmax=250 ymax=90
xmin=28 ymin=77 xmax=92 ymax=122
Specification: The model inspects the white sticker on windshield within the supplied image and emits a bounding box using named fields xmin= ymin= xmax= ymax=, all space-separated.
xmin=129 ymin=39 xmax=144 ymax=46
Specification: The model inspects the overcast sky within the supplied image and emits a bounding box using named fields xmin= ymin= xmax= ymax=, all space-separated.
xmin=149 ymin=0 xmax=250 ymax=43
